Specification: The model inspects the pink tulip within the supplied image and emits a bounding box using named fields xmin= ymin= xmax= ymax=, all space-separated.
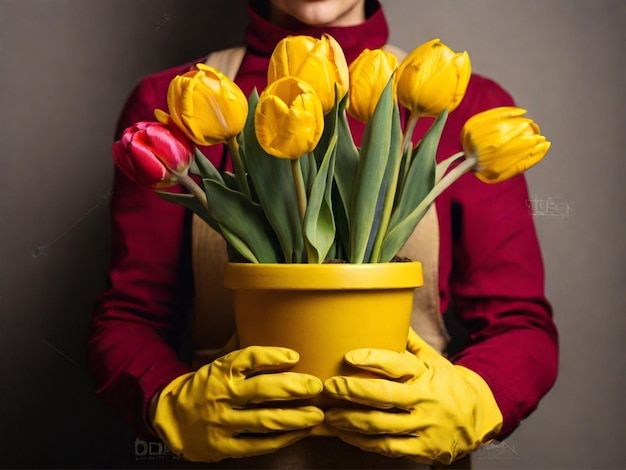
xmin=113 ymin=121 xmax=193 ymax=188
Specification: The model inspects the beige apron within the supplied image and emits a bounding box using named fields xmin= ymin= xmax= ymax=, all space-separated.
xmin=186 ymin=46 xmax=458 ymax=469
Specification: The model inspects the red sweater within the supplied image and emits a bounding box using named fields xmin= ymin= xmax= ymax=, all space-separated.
xmin=87 ymin=1 xmax=558 ymax=439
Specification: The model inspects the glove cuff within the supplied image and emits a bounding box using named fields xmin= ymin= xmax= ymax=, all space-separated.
xmin=152 ymin=372 xmax=196 ymax=454
xmin=455 ymin=365 xmax=503 ymax=443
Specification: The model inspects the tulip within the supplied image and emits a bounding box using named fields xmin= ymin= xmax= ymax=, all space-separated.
xmin=461 ymin=107 xmax=551 ymax=183
xmin=267 ymin=34 xmax=349 ymax=114
xmin=112 ymin=121 xmax=193 ymax=189
xmin=396 ymin=38 xmax=471 ymax=117
xmin=255 ymin=76 xmax=324 ymax=159
xmin=160 ymin=63 xmax=248 ymax=147
xmin=347 ymin=48 xmax=398 ymax=123
xmin=399 ymin=107 xmax=549 ymax=248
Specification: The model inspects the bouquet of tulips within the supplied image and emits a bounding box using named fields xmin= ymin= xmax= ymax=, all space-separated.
xmin=113 ymin=36 xmax=550 ymax=264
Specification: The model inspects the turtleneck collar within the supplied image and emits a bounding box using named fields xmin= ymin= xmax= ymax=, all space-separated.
xmin=245 ymin=0 xmax=389 ymax=64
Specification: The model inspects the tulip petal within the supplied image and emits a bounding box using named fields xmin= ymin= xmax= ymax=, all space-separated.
xmin=463 ymin=107 xmax=527 ymax=131
xmin=167 ymin=78 xmax=191 ymax=138
xmin=166 ymin=65 xmax=247 ymax=146
xmin=112 ymin=140 xmax=137 ymax=181
xmin=348 ymin=48 xmax=398 ymax=123
xmin=268 ymin=34 xmax=348 ymax=116
xmin=268 ymin=35 xmax=317 ymax=84
xmin=126 ymin=137 xmax=171 ymax=187
xmin=297 ymin=54 xmax=335 ymax=113
xmin=154 ymin=109 xmax=172 ymax=126
xmin=476 ymin=141 xmax=549 ymax=183
xmin=256 ymin=77 xmax=324 ymax=159
xmin=396 ymin=38 xmax=471 ymax=117
xmin=256 ymin=95 xmax=290 ymax=158
xmin=462 ymin=107 xmax=550 ymax=184
xmin=321 ymin=34 xmax=349 ymax=98
xmin=112 ymin=122 xmax=194 ymax=188
xmin=452 ymin=52 xmax=472 ymax=110
xmin=145 ymin=125 xmax=192 ymax=171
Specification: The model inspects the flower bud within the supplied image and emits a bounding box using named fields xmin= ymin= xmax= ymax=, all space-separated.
xmin=112 ymin=121 xmax=193 ymax=188
xmin=268 ymin=34 xmax=349 ymax=114
xmin=396 ymin=38 xmax=471 ymax=117
xmin=162 ymin=63 xmax=248 ymax=146
xmin=255 ymin=76 xmax=324 ymax=159
xmin=347 ymin=48 xmax=398 ymax=122
xmin=461 ymin=107 xmax=551 ymax=183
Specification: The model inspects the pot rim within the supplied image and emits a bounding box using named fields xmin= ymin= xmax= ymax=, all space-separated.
xmin=223 ymin=261 xmax=423 ymax=290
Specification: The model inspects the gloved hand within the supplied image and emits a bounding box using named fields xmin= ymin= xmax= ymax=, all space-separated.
xmin=323 ymin=328 xmax=503 ymax=465
xmin=152 ymin=346 xmax=324 ymax=462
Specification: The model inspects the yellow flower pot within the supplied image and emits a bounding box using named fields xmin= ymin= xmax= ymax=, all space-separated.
xmin=223 ymin=261 xmax=423 ymax=431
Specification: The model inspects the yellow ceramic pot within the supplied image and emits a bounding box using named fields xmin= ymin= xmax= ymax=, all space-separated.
xmin=223 ymin=262 xmax=423 ymax=419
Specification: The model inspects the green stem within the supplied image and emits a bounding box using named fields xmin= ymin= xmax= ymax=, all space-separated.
xmin=291 ymin=158 xmax=311 ymax=263
xmin=307 ymin=151 xmax=317 ymax=192
xmin=402 ymin=113 xmax=419 ymax=153
xmin=227 ymin=136 xmax=250 ymax=198
xmin=399 ymin=112 xmax=419 ymax=183
xmin=435 ymin=151 xmax=465 ymax=183
xmin=412 ymin=156 xmax=476 ymax=219
xmin=175 ymin=171 xmax=208 ymax=209
xmin=369 ymin=149 xmax=403 ymax=263
xmin=291 ymin=158 xmax=307 ymax=226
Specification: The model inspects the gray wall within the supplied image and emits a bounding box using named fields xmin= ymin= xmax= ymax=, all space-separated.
xmin=0 ymin=0 xmax=624 ymax=468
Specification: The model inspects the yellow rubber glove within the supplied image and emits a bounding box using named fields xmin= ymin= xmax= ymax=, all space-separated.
xmin=323 ymin=328 xmax=503 ymax=465
xmin=152 ymin=346 xmax=324 ymax=462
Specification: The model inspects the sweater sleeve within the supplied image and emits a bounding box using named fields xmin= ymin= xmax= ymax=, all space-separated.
xmin=86 ymin=76 xmax=194 ymax=437
xmin=439 ymin=76 xmax=559 ymax=438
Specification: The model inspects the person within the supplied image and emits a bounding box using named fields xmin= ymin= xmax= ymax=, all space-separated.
xmin=87 ymin=0 xmax=558 ymax=468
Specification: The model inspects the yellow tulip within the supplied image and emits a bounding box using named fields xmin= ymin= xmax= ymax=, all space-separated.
xmin=461 ymin=107 xmax=551 ymax=183
xmin=160 ymin=63 xmax=248 ymax=146
xmin=347 ymin=48 xmax=398 ymax=123
xmin=396 ymin=38 xmax=471 ymax=117
xmin=267 ymin=34 xmax=349 ymax=114
xmin=255 ymin=76 xmax=324 ymax=159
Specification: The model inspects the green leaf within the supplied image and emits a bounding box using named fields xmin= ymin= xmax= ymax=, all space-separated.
xmin=362 ymin=177 xmax=388 ymax=262
xmin=303 ymin=135 xmax=337 ymax=263
xmin=390 ymin=110 xmax=446 ymax=228
xmin=190 ymin=147 xmax=224 ymax=183
xmin=234 ymin=143 xmax=261 ymax=203
xmin=300 ymin=152 xmax=316 ymax=193
xmin=219 ymin=171 xmax=240 ymax=191
xmin=348 ymin=79 xmax=395 ymax=263
xmin=314 ymin=89 xmax=341 ymax=166
xmin=379 ymin=201 xmax=432 ymax=263
xmin=241 ymin=90 xmax=304 ymax=262
xmin=395 ymin=143 xmax=413 ymax=208
xmin=217 ymin=226 xmax=261 ymax=264
xmin=318 ymin=93 xmax=354 ymax=260
xmin=157 ymin=190 xmax=264 ymax=263
xmin=366 ymin=100 xmax=403 ymax=262
xmin=378 ymin=110 xmax=448 ymax=261
xmin=330 ymin=184 xmax=349 ymax=259
xmin=201 ymin=179 xmax=281 ymax=263
xmin=156 ymin=191 xmax=221 ymax=233
xmin=332 ymin=96 xmax=359 ymax=240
